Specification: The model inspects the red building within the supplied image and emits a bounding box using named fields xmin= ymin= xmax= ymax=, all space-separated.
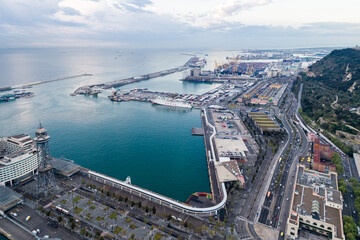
xmin=308 ymin=133 xmax=336 ymax=173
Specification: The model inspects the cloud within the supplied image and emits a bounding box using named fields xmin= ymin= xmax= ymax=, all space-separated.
xmin=126 ymin=0 xmax=153 ymax=8
xmin=0 ymin=0 xmax=359 ymax=48
xmin=157 ymin=0 xmax=273 ymax=29
xmin=218 ymin=0 xmax=272 ymax=16
xmin=111 ymin=0 xmax=153 ymax=13
xmin=60 ymin=7 xmax=82 ymax=16
xmin=0 ymin=0 xmax=61 ymax=26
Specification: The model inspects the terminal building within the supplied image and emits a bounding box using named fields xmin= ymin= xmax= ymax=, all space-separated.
xmin=0 ymin=134 xmax=38 ymax=186
xmin=286 ymin=164 xmax=345 ymax=240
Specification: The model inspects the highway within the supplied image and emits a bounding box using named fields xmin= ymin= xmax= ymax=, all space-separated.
xmin=255 ymin=80 xmax=311 ymax=239
xmin=277 ymin=84 xmax=310 ymax=239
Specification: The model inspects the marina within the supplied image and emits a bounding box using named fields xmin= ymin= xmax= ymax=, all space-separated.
xmin=0 ymin=89 xmax=34 ymax=102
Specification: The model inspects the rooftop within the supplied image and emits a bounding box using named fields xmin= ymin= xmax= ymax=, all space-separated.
xmin=248 ymin=112 xmax=281 ymax=131
xmin=51 ymin=158 xmax=81 ymax=177
xmin=291 ymin=165 xmax=344 ymax=239
xmin=0 ymin=150 xmax=36 ymax=167
xmin=0 ymin=186 xmax=23 ymax=215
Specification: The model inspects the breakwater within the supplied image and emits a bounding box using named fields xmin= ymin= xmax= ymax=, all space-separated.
xmin=71 ymin=57 xmax=199 ymax=96
xmin=0 ymin=73 xmax=92 ymax=92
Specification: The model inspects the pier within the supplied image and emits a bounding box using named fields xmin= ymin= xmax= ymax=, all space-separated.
xmin=108 ymin=88 xmax=198 ymax=104
xmin=192 ymin=127 xmax=204 ymax=136
xmin=86 ymin=169 xmax=227 ymax=217
xmin=72 ymin=57 xmax=199 ymax=96
xmin=0 ymin=73 xmax=92 ymax=92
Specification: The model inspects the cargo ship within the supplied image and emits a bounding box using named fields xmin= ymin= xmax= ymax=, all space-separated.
xmin=151 ymin=97 xmax=192 ymax=109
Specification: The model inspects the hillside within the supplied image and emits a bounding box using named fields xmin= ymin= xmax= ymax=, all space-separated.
xmin=306 ymin=48 xmax=360 ymax=94
xmin=293 ymin=48 xmax=360 ymax=154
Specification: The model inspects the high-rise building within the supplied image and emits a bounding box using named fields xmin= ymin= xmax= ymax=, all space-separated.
xmin=0 ymin=134 xmax=38 ymax=186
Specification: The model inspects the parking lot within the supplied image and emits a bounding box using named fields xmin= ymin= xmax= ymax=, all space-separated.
xmin=211 ymin=110 xmax=258 ymax=164
xmin=8 ymin=204 xmax=77 ymax=239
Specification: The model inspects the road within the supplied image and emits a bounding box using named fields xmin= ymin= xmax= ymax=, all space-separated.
xmin=254 ymin=80 xmax=311 ymax=240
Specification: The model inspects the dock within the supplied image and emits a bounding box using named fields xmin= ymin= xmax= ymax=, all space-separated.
xmin=181 ymin=75 xmax=257 ymax=83
xmin=192 ymin=127 xmax=204 ymax=136
xmin=108 ymin=88 xmax=198 ymax=104
xmin=72 ymin=57 xmax=199 ymax=96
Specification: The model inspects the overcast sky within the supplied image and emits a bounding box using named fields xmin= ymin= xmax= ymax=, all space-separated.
xmin=1 ymin=0 xmax=360 ymax=49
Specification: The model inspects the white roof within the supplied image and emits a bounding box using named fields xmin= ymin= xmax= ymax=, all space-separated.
xmin=219 ymin=157 xmax=231 ymax=163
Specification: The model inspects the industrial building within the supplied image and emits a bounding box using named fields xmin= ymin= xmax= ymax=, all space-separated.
xmin=215 ymin=157 xmax=245 ymax=188
xmin=286 ymin=165 xmax=344 ymax=240
xmin=0 ymin=134 xmax=38 ymax=186
xmin=242 ymin=82 xmax=287 ymax=106
xmin=247 ymin=112 xmax=282 ymax=134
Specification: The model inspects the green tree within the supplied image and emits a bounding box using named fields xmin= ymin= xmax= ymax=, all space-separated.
xmin=336 ymin=165 xmax=344 ymax=175
xmin=343 ymin=216 xmax=358 ymax=239
xmin=355 ymin=197 xmax=360 ymax=213
xmin=80 ymin=227 xmax=86 ymax=235
xmin=346 ymin=233 xmax=356 ymax=240
xmin=354 ymin=187 xmax=360 ymax=198
xmin=349 ymin=178 xmax=360 ymax=187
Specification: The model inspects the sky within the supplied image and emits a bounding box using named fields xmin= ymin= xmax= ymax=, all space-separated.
xmin=0 ymin=0 xmax=360 ymax=49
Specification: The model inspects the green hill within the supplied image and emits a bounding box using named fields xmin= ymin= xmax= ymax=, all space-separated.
xmin=293 ymin=48 xmax=360 ymax=138
xmin=306 ymin=48 xmax=360 ymax=93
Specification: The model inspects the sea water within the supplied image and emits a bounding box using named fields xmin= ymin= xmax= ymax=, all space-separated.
xmin=0 ymin=47 xmax=228 ymax=201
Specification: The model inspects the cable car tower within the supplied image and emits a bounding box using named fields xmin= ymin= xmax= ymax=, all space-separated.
xmin=35 ymin=124 xmax=57 ymax=197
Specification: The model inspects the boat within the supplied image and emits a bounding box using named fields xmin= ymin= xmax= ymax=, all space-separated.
xmin=151 ymin=97 xmax=192 ymax=109
xmin=189 ymin=58 xmax=207 ymax=68
xmin=89 ymin=89 xmax=101 ymax=95
xmin=0 ymin=94 xmax=16 ymax=102
xmin=13 ymin=89 xmax=32 ymax=98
